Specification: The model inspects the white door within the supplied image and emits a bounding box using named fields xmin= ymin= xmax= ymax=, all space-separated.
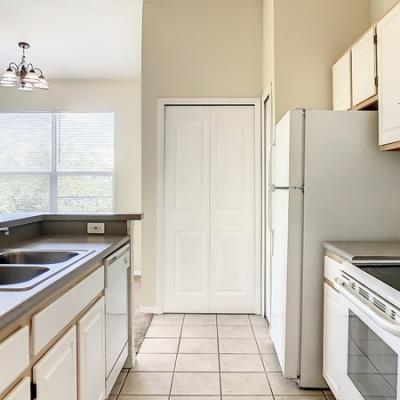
xmin=351 ymin=28 xmax=377 ymax=107
xmin=209 ymin=106 xmax=255 ymax=313
xmin=377 ymin=3 xmax=400 ymax=146
xmin=164 ymin=106 xmax=211 ymax=312
xmin=332 ymin=51 xmax=352 ymax=111
xmin=4 ymin=378 xmax=30 ymax=400
xmin=33 ymin=326 xmax=77 ymax=400
xmin=78 ymin=297 xmax=106 ymax=400
xmin=163 ymin=104 xmax=255 ymax=313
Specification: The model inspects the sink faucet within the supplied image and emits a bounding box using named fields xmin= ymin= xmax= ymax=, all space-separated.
xmin=0 ymin=227 xmax=10 ymax=236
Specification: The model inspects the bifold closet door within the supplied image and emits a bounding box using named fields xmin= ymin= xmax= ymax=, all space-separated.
xmin=163 ymin=105 xmax=255 ymax=313
xmin=209 ymin=106 xmax=255 ymax=312
xmin=164 ymin=106 xmax=211 ymax=312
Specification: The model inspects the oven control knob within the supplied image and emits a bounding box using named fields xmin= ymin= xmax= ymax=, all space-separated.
xmin=335 ymin=277 xmax=344 ymax=286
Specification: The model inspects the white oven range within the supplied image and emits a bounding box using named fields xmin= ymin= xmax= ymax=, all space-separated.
xmin=324 ymin=256 xmax=400 ymax=400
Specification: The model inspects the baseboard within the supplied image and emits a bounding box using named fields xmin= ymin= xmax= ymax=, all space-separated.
xmin=140 ymin=306 xmax=162 ymax=314
xmin=133 ymin=269 xmax=142 ymax=276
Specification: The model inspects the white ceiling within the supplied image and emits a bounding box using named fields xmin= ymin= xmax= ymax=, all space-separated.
xmin=0 ymin=0 xmax=142 ymax=80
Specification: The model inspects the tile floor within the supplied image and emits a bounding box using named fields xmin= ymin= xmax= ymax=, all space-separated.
xmin=109 ymin=314 xmax=335 ymax=400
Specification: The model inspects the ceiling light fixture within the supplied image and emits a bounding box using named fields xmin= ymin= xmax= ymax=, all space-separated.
xmin=1 ymin=42 xmax=49 ymax=92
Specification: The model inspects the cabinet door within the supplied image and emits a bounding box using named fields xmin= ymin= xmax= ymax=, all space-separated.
xmin=4 ymin=378 xmax=30 ymax=400
xmin=78 ymin=297 xmax=106 ymax=400
xmin=323 ymin=283 xmax=345 ymax=398
xmin=332 ymin=51 xmax=352 ymax=110
xmin=164 ymin=106 xmax=211 ymax=312
xmin=209 ymin=106 xmax=255 ymax=313
xmin=33 ymin=326 xmax=77 ymax=400
xmin=351 ymin=28 xmax=377 ymax=107
xmin=377 ymin=3 xmax=400 ymax=146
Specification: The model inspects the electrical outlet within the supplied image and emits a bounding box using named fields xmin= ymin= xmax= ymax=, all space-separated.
xmin=87 ymin=222 xmax=105 ymax=234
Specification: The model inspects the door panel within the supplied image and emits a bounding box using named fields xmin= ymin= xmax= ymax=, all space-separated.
xmin=332 ymin=51 xmax=352 ymax=111
xmin=209 ymin=106 xmax=255 ymax=313
xmin=33 ymin=326 xmax=77 ymax=400
xmin=175 ymin=232 xmax=208 ymax=292
xmin=323 ymin=284 xmax=346 ymax=399
xmin=377 ymin=4 xmax=400 ymax=145
xmin=164 ymin=106 xmax=210 ymax=312
xmin=351 ymin=28 xmax=377 ymax=107
xmin=4 ymin=378 xmax=30 ymax=400
xmin=78 ymin=297 xmax=106 ymax=400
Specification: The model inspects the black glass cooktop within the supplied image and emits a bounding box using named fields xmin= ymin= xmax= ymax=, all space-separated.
xmin=353 ymin=263 xmax=400 ymax=291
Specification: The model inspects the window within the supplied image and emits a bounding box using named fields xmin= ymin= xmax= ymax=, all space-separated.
xmin=0 ymin=112 xmax=114 ymax=213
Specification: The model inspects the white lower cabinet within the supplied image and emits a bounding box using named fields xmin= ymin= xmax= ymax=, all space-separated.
xmin=78 ymin=297 xmax=106 ymax=400
xmin=4 ymin=378 xmax=30 ymax=400
xmin=33 ymin=326 xmax=77 ymax=400
xmin=323 ymin=283 xmax=344 ymax=399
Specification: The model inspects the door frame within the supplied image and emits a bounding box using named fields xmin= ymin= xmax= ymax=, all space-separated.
xmin=261 ymin=86 xmax=274 ymax=320
xmin=156 ymin=98 xmax=261 ymax=314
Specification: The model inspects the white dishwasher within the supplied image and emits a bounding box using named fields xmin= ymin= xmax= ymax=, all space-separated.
xmin=105 ymin=244 xmax=130 ymax=396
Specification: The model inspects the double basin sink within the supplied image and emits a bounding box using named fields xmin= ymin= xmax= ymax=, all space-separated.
xmin=0 ymin=250 xmax=92 ymax=291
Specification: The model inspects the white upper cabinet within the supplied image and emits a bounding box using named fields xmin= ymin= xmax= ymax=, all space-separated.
xmin=351 ymin=27 xmax=377 ymax=107
xmin=332 ymin=52 xmax=352 ymax=111
xmin=377 ymin=3 xmax=400 ymax=147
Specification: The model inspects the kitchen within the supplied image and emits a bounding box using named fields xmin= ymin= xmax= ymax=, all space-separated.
xmin=1 ymin=1 xmax=400 ymax=400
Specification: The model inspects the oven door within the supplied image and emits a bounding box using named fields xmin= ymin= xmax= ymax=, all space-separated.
xmin=336 ymin=282 xmax=400 ymax=400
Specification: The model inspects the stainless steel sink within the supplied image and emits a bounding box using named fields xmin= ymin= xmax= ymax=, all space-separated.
xmin=0 ymin=266 xmax=50 ymax=286
xmin=0 ymin=250 xmax=80 ymax=265
xmin=0 ymin=249 xmax=93 ymax=291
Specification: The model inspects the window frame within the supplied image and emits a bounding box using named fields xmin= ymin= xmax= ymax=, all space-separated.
xmin=0 ymin=111 xmax=116 ymax=213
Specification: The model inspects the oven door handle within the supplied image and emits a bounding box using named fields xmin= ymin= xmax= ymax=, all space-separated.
xmin=335 ymin=277 xmax=400 ymax=337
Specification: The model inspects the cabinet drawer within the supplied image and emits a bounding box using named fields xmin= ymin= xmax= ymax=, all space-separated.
xmin=32 ymin=266 xmax=104 ymax=355
xmin=3 ymin=378 xmax=30 ymax=400
xmin=0 ymin=327 xmax=29 ymax=395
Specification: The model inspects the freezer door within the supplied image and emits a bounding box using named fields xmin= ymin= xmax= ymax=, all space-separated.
xmin=274 ymin=110 xmax=304 ymax=188
xmin=270 ymin=187 xmax=303 ymax=379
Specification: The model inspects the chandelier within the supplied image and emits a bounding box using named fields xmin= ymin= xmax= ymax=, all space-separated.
xmin=1 ymin=42 xmax=48 ymax=92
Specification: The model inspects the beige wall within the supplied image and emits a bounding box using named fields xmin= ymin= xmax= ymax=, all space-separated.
xmin=141 ymin=0 xmax=262 ymax=308
xmin=263 ymin=0 xmax=370 ymax=122
xmin=0 ymin=80 xmax=142 ymax=269
xmin=370 ymin=0 xmax=399 ymax=22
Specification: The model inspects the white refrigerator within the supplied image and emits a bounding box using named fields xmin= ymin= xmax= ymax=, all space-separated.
xmin=269 ymin=109 xmax=400 ymax=388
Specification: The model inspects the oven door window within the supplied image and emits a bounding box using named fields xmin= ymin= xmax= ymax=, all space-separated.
xmin=348 ymin=311 xmax=397 ymax=399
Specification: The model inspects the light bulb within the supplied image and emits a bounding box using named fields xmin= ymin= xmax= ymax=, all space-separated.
xmin=34 ymin=76 xmax=48 ymax=90
xmin=23 ymin=70 xmax=40 ymax=84
xmin=0 ymin=79 xmax=16 ymax=87
xmin=1 ymin=68 xmax=18 ymax=82
xmin=18 ymin=82 xmax=34 ymax=92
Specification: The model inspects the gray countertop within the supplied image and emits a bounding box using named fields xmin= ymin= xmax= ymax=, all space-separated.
xmin=0 ymin=234 xmax=129 ymax=331
xmin=324 ymin=241 xmax=400 ymax=260
xmin=0 ymin=212 xmax=143 ymax=229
